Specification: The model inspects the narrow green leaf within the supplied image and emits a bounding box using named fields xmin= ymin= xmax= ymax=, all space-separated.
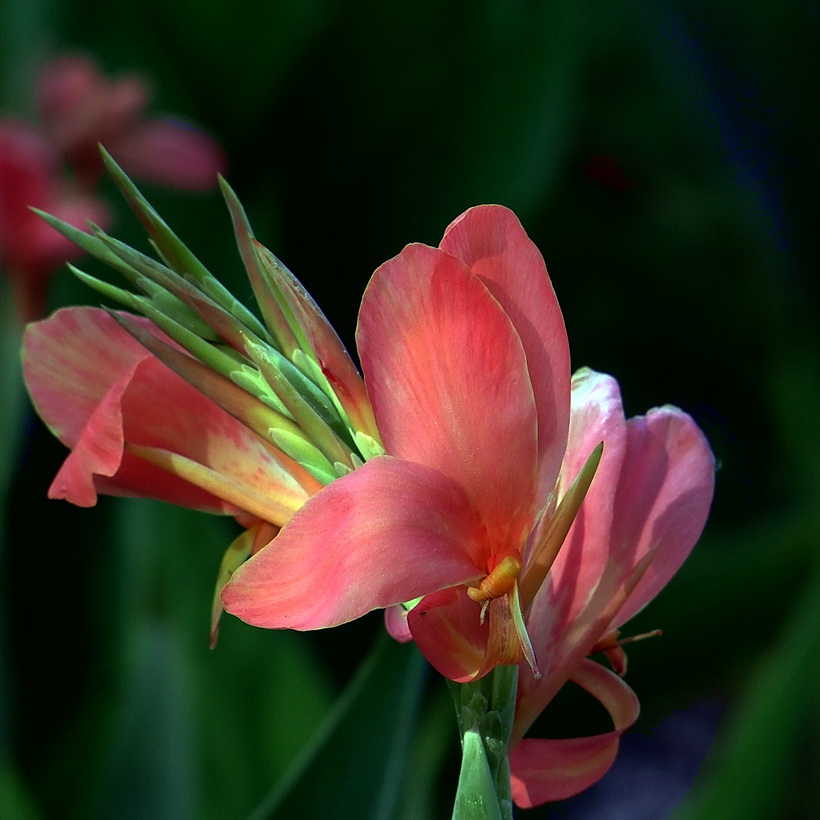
xmin=246 ymin=634 xmax=428 ymax=820
xmin=218 ymin=177 xmax=299 ymax=356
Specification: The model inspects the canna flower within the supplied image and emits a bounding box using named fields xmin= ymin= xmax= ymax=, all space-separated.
xmin=221 ymin=204 xmax=575 ymax=668
xmin=23 ymin=166 xmax=715 ymax=805
xmin=37 ymin=55 xmax=225 ymax=190
xmin=0 ymin=121 xmax=108 ymax=321
xmin=221 ymin=203 xmax=712 ymax=695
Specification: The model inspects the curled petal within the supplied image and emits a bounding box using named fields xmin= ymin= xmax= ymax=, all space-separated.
xmin=358 ymin=242 xmax=538 ymax=554
xmin=221 ymin=457 xmax=484 ymax=630
xmin=408 ymin=584 xmax=536 ymax=682
xmin=408 ymin=587 xmax=490 ymax=682
xmin=510 ymin=659 xmax=640 ymax=807
xmin=440 ymin=205 xmax=571 ymax=503
xmin=384 ymin=605 xmax=414 ymax=644
xmin=609 ymin=405 xmax=715 ymax=627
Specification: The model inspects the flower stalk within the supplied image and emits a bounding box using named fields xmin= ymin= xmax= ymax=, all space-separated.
xmin=449 ymin=664 xmax=518 ymax=820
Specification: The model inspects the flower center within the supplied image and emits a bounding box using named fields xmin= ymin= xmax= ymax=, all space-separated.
xmin=466 ymin=555 xmax=522 ymax=603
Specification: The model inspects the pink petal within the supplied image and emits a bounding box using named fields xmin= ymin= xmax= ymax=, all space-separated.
xmin=357 ymin=242 xmax=538 ymax=558
xmin=440 ymin=205 xmax=571 ymax=503
xmin=110 ymin=119 xmax=226 ymax=190
xmin=384 ymin=605 xmax=413 ymax=643
xmin=408 ymin=586 xmax=528 ymax=683
xmin=510 ymin=659 xmax=640 ymax=807
xmin=23 ymin=308 xmax=312 ymax=517
xmin=608 ymin=405 xmax=715 ymax=627
xmin=524 ymin=370 xmax=629 ymax=661
xmin=221 ymin=456 xmax=484 ymax=630
xmin=407 ymin=587 xmax=489 ymax=682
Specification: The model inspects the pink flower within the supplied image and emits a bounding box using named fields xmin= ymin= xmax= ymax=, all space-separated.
xmin=37 ymin=55 xmax=225 ymax=190
xmin=221 ymin=205 xmax=573 ymax=642
xmin=0 ymin=121 xmax=108 ymax=321
xmin=23 ymin=196 xmax=714 ymax=804
xmin=220 ymin=206 xmax=713 ymax=804
xmin=222 ymin=205 xmax=711 ymax=660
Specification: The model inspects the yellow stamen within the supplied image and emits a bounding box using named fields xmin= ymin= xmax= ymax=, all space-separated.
xmin=467 ymin=555 xmax=522 ymax=603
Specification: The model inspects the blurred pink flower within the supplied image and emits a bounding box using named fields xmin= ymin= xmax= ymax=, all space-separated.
xmin=0 ymin=121 xmax=108 ymax=321
xmin=37 ymin=55 xmax=226 ymax=190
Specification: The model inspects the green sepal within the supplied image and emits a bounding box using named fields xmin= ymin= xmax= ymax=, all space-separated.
xmin=67 ymin=265 xmax=144 ymax=311
xmin=124 ymin=296 xmax=246 ymax=377
xmin=32 ymin=208 xmax=131 ymax=271
xmin=448 ymin=665 xmax=517 ymax=820
xmin=244 ymin=337 xmax=355 ymax=466
xmin=228 ymin=366 xmax=292 ymax=419
xmin=452 ymin=728 xmax=505 ymax=820
xmin=251 ymin=350 xmax=353 ymax=469
xmin=110 ymin=312 xmax=303 ymax=444
xmin=218 ymin=176 xmax=300 ymax=356
xmin=268 ymin=427 xmax=337 ymax=486
xmin=353 ymin=430 xmax=387 ymax=461
xmin=92 ymin=227 xmax=257 ymax=352
xmin=251 ymin=239 xmax=316 ymax=361
xmin=100 ymin=147 xmax=271 ymax=343
xmin=209 ymin=525 xmax=258 ymax=649
xmin=135 ymin=278 xmax=222 ymax=341
xmin=290 ymin=347 xmax=358 ymax=438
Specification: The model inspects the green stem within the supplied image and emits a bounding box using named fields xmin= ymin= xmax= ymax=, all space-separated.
xmin=448 ymin=664 xmax=518 ymax=820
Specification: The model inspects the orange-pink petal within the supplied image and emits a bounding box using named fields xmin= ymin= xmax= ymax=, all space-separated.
xmin=221 ymin=456 xmax=484 ymax=630
xmin=527 ymin=369 xmax=630 ymax=654
xmin=510 ymin=659 xmax=640 ymax=807
xmin=23 ymin=307 xmax=312 ymax=518
xmin=357 ymin=242 xmax=538 ymax=558
xmin=440 ymin=205 xmax=570 ymax=504
xmin=408 ymin=585 xmax=534 ymax=683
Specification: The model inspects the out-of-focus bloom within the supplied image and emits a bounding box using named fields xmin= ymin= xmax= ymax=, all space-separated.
xmin=37 ymin=55 xmax=225 ymax=189
xmin=0 ymin=121 xmax=108 ymax=321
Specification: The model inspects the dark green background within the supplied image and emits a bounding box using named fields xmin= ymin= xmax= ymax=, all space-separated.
xmin=2 ymin=0 xmax=818 ymax=817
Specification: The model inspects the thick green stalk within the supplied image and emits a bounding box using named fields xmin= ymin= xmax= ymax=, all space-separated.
xmin=448 ymin=664 xmax=518 ymax=820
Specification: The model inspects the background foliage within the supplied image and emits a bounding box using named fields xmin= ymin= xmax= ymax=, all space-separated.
xmin=2 ymin=0 xmax=818 ymax=817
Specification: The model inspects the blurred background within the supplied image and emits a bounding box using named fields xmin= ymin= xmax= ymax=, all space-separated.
xmin=2 ymin=0 xmax=819 ymax=817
